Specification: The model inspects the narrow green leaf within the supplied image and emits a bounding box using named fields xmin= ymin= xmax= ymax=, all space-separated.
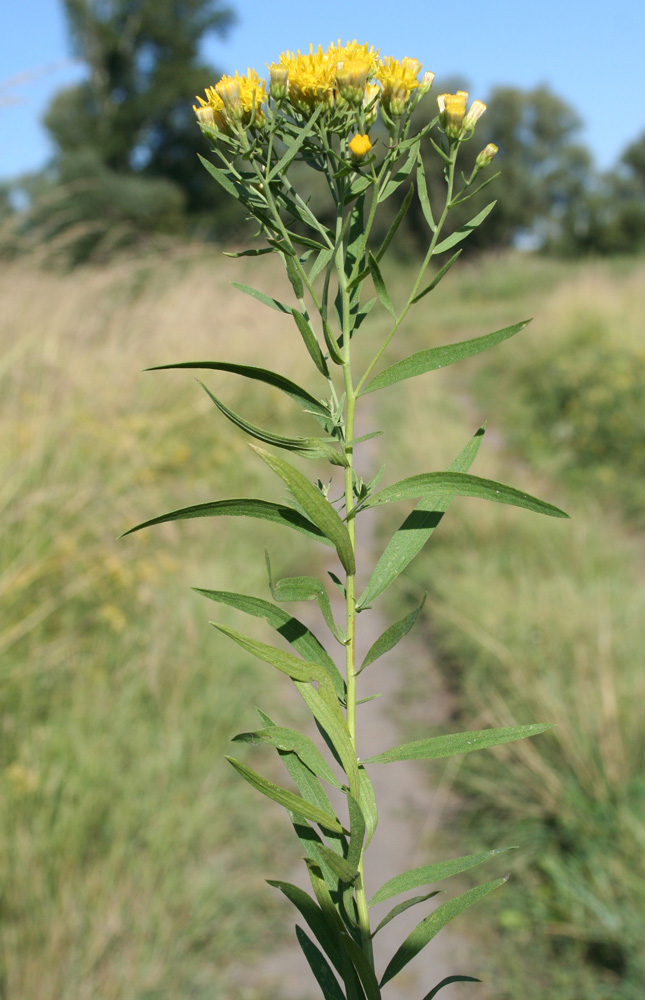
xmin=361 ymin=320 xmax=529 ymax=395
xmin=267 ymin=563 xmax=341 ymax=641
xmin=146 ymin=360 xmax=330 ymax=423
xmin=267 ymin=104 xmax=324 ymax=181
xmin=291 ymin=308 xmax=330 ymax=378
xmin=372 ymin=892 xmax=441 ymax=937
xmin=268 ymin=881 xmax=342 ymax=973
xmin=380 ymin=878 xmax=506 ymax=986
xmin=296 ymin=681 xmax=360 ymax=797
xmin=323 ymin=320 xmax=345 ymax=365
xmin=410 ymin=250 xmax=462 ymax=306
xmin=233 ymin=726 xmax=342 ymax=789
xmin=416 ymin=151 xmax=435 ymax=231
xmin=358 ymin=597 xmax=425 ymax=675
xmin=231 ymin=281 xmax=293 ymax=313
xmin=317 ymin=846 xmax=360 ymax=885
xmin=120 ymin=498 xmax=332 ymax=545
xmin=358 ymin=470 xmax=568 ymax=519
xmin=310 ymin=246 xmax=335 ymax=283
xmin=356 ymin=427 xmax=485 ymax=608
xmin=213 ymin=623 xmax=339 ymax=704
xmin=378 ymin=147 xmax=416 ymax=202
xmin=421 ymin=976 xmax=481 ymax=1000
xmin=341 ymin=934 xmax=382 ymax=1000
xmin=358 ymin=767 xmax=378 ymax=847
xmin=368 ymin=253 xmax=396 ymax=318
xmin=285 ymin=253 xmax=304 ymax=298
xmin=192 ymin=589 xmax=344 ymax=698
xmin=432 ymin=201 xmax=496 ymax=254
xmin=253 ymin=446 xmax=356 ymax=574
xmin=375 ymin=183 xmax=415 ymax=262
xmin=223 ymin=245 xmax=275 ymax=258
xmin=296 ymin=925 xmax=347 ymax=1000
xmin=226 ymin=756 xmax=344 ymax=832
xmin=346 ymin=794 xmax=366 ymax=870
xmin=198 ymin=382 xmax=344 ymax=465
xmin=362 ymin=723 xmax=553 ymax=765
xmin=369 ymin=847 xmax=515 ymax=906
xmin=198 ymin=155 xmax=249 ymax=204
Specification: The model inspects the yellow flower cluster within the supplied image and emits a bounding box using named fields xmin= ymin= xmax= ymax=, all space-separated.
xmin=193 ymin=69 xmax=266 ymax=131
xmin=194 ymin=41 xmax=429 ymax=133
xmin=437 ymin=91 xmax=487 ymax=139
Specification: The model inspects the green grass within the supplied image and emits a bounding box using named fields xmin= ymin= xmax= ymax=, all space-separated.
xmin=369 ymin=251 xmax=645 ymax=999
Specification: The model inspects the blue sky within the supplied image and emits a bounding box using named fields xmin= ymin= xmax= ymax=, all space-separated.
xmin=1 ymin=0 xmax=644 ymax=182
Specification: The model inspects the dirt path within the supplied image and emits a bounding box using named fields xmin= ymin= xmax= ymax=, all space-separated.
xmin=231 ymin=434 xmax=479 ymax=1000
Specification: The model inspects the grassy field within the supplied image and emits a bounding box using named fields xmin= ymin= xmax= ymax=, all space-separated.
xmin=0 ymin=251 xmax=324 ymax=998
xmin=372 ymin=253 xmax=645 ymax=999
xmin=2 ymin=247 xmax=643 ymax=998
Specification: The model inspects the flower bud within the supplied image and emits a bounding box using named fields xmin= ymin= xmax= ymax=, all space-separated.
xmin=349 ymin=133 xmax=372 ymax=162
xmin=215 ymin=76 xmax=243 ymax=121
xmin=463 ymin=99 xmax=486 ymax=132
xmin=336 ymin=59 xmax=370 ymax=106
xmin=193 ymin=102 xmax=215 ymax=127
xmin=475 ymin=142 xmax=499 ymax=170
xmin=363 ymin=83 xmax=380 ymax=127
xmin=438 ymin=91 xmax=468 ymax=139
xmin=418 ymin=71 xmax=435 ymax=96
xmin=268 ymin=63 xmax=289 ymax=101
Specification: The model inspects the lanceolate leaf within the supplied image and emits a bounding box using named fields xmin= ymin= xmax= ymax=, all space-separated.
xmin=120 ymin=498 xmax=332 ymax=546
xmin=346 ymin=794 xmax=366 ymax=870
xmin=358 ymin=767 xmax=378 ymax=847
xmin=420 ymin=976 xmax=481 ymax=1000
xmin=416 ymin=151 xmax=435 ymax=231
xmin=231 ymin=281 xmax=293 ymax=314
xmin=357 ymin=471 xmax=568 ymax=519
xmin=361 ymin=723 xmax=553 ymax=765
xmin=380 ymin=878 xmax=506 ymax=986
xmin=198 ymin=381 xmax=345 ymax=466
xmin=360 ymin=320 xmax=529 ymax=395
xmin=295 ymin=681 xmax=360 ymax=796
xmin=267 ymin=564 xmax=342 ymax=641
xmin=146 ymin=360 xmax=330 ymax=423
xmin=292 ymin=309 xmax=330 ymax=377
xmin=375 ymin=183 xmax=415 ymax=262
xmin=296 ymin=925 xmax=347 ymax=1000
xmin=225 ymin=756 xmax=344 ymax=833
xmin=357 ymin=427 xmax=485 ymax=609
xmin=358 ymin=597 xmax=425 ymax=675
xmin=253 ymin=447 xmax=356 ymax=574
xmin=192 ymin=589 xmax=345 ymax=698
xmin=368 ymin=253 xmax=396 ymax=318
xmin=267 ymin=104 xmax=324 ymax=181
xmin=409 ymin=250 xmax=462 ymax=306
xmin=232 ymin=726 xmax=343 ymax=789
xmin=432 ymin=201 xmax=496 ymax=254
xmin=372 ymin=892 xmax=441 ymax=937
xmin=369 ymin=847 xmax=516 ymax=906
xmin=317 ymin=846 xmax=360 ymax=885
xmin=268 ymin=881 xmax=343 ymax=973
xmin=213 ymin=623 xmax=339 ymax=707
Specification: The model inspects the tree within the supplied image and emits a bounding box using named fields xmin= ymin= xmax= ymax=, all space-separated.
xmin=398 ymin=83 xmax=593 ymax=254
xmin=27 ymin=0 xmax=241 ymax=261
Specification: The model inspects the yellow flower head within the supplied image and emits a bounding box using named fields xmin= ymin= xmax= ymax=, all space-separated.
xmin=214 ymin=69 xmax=266 ymax=126
xmin=193 ymin=90 xmax=227 ymax=132
xmin=377 ymin=56 xmax=422 ymax=117
xmin=336 ymin=58 xmax=372 ymax=106
xmin=279 ymin=45 xmax=337 ymax=113
xmin=348 ymin=133 xmax=373 ymax=160
xmin=438 ymin=91 xmax=469 ymax=138
xmin=363 ymin=83 xmax=380 ymax=127
xmin=268 ymin=62 xmax=289 ymax=101
xmin=328 ymin=39 xmax=379 ymax=76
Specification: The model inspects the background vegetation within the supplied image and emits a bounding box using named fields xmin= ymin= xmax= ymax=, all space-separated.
xmin=2 ymin=2 xmax=643 ymax=996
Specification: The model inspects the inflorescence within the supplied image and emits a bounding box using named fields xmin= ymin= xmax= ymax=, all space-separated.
xmin=193 ymin=40 xmax=494 ymax=161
